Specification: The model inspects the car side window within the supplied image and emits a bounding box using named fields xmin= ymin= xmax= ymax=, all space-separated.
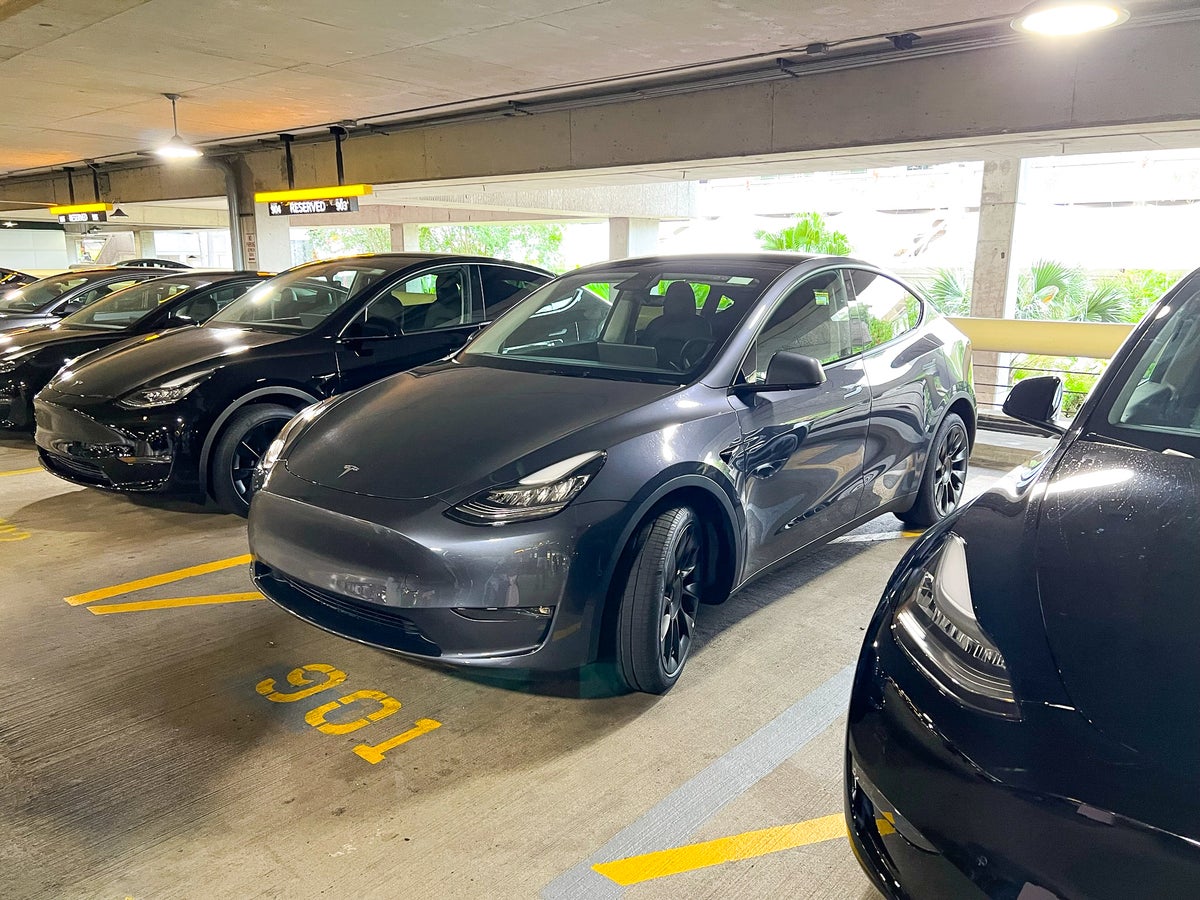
xmin=171 ymin=281 xmax=257 ymax=324
xmin=744 ymin=269 xmax=857 ymax=382
xmin=343 ymin=266 xmax=474 ymax=338
xmin=478 ymin=265 xmax=548 ymax=319
xmin=847 ymin=269 xmax=923 ymax=350
xmin=65 ymin=278 xmax=145 ymax=312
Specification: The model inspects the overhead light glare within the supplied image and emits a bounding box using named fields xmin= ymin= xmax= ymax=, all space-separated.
xmin=1012 ymin=0 xmax=1129 ymax=36
xmin=154 ymin=93 xmax=203 ymax=160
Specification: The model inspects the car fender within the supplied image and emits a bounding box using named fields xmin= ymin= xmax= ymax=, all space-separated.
xmin=199 ymin=386 xmax=320 ymax=479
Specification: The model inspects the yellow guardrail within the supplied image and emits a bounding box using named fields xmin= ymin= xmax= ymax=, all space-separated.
xmin=947 ymin=317 xmax=1134 ymax=359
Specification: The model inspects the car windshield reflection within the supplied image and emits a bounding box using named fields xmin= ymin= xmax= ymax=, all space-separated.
xmin=464 ymin=263 xmax=782 ymax=383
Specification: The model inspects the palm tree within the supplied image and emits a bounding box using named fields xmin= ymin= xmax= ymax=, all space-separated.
xmin=756 ymin=212 xmax=851 ymax=255
xmin=923 ymin=268 xmax=972 ymax=317
xmin=1015 ymin=260 xmax=1131 ymax=323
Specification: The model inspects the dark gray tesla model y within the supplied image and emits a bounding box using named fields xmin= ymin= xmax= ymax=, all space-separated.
xmin=249 ymin=254 xmax=975 ymax=693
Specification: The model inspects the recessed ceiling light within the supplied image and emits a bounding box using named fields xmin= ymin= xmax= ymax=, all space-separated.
xmin=2 ymin=221 xmax=17 ymax=228
xmin=1012 ymin=0 xmax=1130 ymax=36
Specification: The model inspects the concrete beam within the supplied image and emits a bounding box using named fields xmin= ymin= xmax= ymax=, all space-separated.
xmin=2 ymin=18 xmax=1199 ymax=206
xmin=297 ymin=204 xmax=567 ymax=227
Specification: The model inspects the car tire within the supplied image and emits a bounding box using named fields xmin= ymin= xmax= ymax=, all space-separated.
xmin=210 ymin=403 xmax=295 ymax=517
xmin=898 ymin=411 xmax=970 ymax=529
xmin=615 ymin=506 xmax=705 ymax=694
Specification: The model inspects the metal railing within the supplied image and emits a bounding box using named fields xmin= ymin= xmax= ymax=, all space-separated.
xmin=945 ymin=317 xmax=1134 ymax=425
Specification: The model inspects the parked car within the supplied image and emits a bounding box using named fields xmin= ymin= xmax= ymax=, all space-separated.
xmin=247 ymin=253 xmax=976 ymax=693
xmin=34 ymin=254 xmax=552 ymax=514
xmin=846 ymin=267 xmax=1200 ymax=897
xmin=117 ymin=258 xmax=192 ymax=269
xmin=0 ymin=271 xmax=269 ymax=429
xmin=0 ymin=267 xmax=178 ymax=331
xmin=0 ymin=267 xmax=36 ymax=289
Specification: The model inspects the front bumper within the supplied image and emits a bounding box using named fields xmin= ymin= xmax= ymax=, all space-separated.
xmin=249 ymin=465 xmax=631 ymax=670
xmin=33 ymin=392 xmax=200 ymax=495
xmin=0 ymin=377 xmax=30 ymax=428
xmin=846 ymin=634 xmax=1200 ymax=899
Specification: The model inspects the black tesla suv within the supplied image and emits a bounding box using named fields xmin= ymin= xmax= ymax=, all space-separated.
xmin=34 ymin=254 xmax=552 ymax=514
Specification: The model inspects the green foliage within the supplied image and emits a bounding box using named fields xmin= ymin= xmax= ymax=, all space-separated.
xmin=304 ymin=225 xmax=390 ymax=260
xmin=1102 ymin=269 xmax=1185 ymax=322
xmin=756 ymin=212 xmax=851 ymax=256
xmin=922 ymin=268 xmax=972 ymax=317
xmin=417 ymin=224 xmax=565 ymax=272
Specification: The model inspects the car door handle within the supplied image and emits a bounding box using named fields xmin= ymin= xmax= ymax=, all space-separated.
xmin=843 ymin=385 xmax=865 ymax=399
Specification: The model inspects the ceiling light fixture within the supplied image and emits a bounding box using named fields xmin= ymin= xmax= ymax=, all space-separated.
xmin=1012 ymin=0 xmax=1130 ymax=36
xmin=154 ymin=93 xmax=203 ymax=159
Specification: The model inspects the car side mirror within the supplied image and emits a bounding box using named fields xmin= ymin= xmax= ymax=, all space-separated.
xmin=1003 ymin=376 xmax=1066 ymax=436
xmin=735 ymin=351 xmax=827 ymax=394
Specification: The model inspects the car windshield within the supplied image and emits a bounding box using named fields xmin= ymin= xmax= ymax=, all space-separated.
xmin=60 ymin=277 xmax=205 ymax=331
xmin=463 ymin=262 xmax=783 ymax=383
xmin=0 ymin=273 xmax=95 ymax=313
xmin=208 ymin=261 xmax=387 ymax=332
xmin=1091 ymin=275 xmax=1200 ymax=456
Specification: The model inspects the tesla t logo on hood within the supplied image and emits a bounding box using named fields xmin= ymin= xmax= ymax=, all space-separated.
xmin=338 ymin=465 xmax=360 ymax=478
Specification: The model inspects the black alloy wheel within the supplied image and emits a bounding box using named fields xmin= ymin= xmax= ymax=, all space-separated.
xmin=616 ymin=506 xmax=705 ymax=693
xmin=899 ymin=411 xmax=970 ymax=528
xmin=934 ymin=419 xmax=970 ymax=518
xmin=211 ymin=403 xmax=295 ymax=516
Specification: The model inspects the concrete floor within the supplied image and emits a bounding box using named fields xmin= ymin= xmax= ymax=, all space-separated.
xmin=0 ymin=432 xmax=1002 ymax=899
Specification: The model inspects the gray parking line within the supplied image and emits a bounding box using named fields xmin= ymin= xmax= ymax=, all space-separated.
xmin=540 ymin=664 xmax=855 ymax=898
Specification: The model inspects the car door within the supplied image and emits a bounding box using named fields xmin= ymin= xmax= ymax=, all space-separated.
xmin=335 ymin=264 xmax=482 ymax=392
xmin=846 ymin=268 xmax=939 ymax=516
xmin=731 ymin=268 xmax=872 ymax=577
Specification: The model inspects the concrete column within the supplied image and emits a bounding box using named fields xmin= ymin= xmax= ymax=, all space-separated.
xmin=969 ymin=158 xmax=1022 ymax=413
xmin=132 ymin=230 xmax=154 ymax=259
xmin=608 ymin=217 xmax=659 ymax=260
xmin=389 ymin=223 xmax=422 ymax=252
xmin=243 ymin=204 xmax=291 ymax=272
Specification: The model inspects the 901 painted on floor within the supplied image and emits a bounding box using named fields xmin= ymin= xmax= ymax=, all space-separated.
xmin=255 ymin=663 xmax=441 ymax=764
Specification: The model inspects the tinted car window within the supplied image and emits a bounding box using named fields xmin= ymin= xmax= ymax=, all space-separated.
xmin=744 ymin=269 xmax=859 ymax=381
xmin=210 ymin=262 xmax=384 ymax=332
xmin=62 ymin=278 xmax=199 ymax=329
xmin=466 ymin=263 xmax=778 ymax=383
xmin=1098 ymin=281 xmax=1200 ymax=450
xmin=0 ymin=274 xmax=93 ymax=312
xmin=343 ymin=266 xmax=474 ymax=338
xmin=169 ymin=280 xmax=259 ymax=324
xmin=478 ymin=265 xmax=547 ymax=312
xmin=65 ymin=278 xmax=148 ymax=313
xmin=848 ymin=268 xmax=922 ymax=349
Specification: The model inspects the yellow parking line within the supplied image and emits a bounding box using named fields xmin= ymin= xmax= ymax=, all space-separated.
xmin=0 ymin=466 xmax=42 ymax=478
xmin=593 ymin=814 xmax=894 ymax=886
xmin=65 ymin=554 xmax=253 ymax=606
xmin=87 ymin=591 xmax=264 ymax=615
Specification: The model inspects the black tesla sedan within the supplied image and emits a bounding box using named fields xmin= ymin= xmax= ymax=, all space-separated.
xmin=34 ymin=254 xmax=551 ymax=514
xmin=0 ymin=267 xmax=177 ymax=331
xmin=846 ymin=268 xmax=1200 ymax=897
xmin=248 ymin=253 xmax=976 ymax=692
xmin=0 ymin=271 xmax=268 ymax=429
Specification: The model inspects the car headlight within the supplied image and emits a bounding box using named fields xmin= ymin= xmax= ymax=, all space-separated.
xmin=0 ymin=359 xmax=18 ymax=374
xmin=892 ymin=532 xmax=1018 ymax=719
xmin=117 ymin=370 xmax=213 ymax=408
xmin=259 ymin=396 xmax=338 ymax=478
xmin=447 ymin=451 xmax=605 ymax=526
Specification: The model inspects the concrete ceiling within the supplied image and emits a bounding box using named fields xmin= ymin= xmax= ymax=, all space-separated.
xmin=0 ymin=0 xmax=1036 ymax=174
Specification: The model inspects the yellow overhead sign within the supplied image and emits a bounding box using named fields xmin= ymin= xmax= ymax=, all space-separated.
xmin=254 ymin=184 xmax=373 ymax=203
xmin=48 ymin=202 xmax=114 ymax=214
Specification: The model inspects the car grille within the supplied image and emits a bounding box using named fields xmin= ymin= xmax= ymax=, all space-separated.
xmin=39 ymin=449 xmax=109 ymax=485
xmin=281 ymin=573 xmax=438 ymax=648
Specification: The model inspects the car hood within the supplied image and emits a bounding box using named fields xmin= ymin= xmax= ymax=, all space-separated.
xmin=47 ymin=325 xmax=291 ymax=398
xmin=285 ymin=361 xmax=677 ymax=500
xmin=0 ymin=323 xmax=110 ymax=356
xmin=1034 ymin=437 xmax=1200 ymax=771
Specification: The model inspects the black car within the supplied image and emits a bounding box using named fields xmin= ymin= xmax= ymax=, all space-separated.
xmin=846 ymin=268 xmax=1200 ymax=896
xmin=0 ymin=267 xmax=36 ymax=289
xmin=0 ymin=267 xmax=177 ymax=331
xmin=0 ymin=271 xmax=269 ymax=429
xmin=248 ymin=254 xmax=976 ymax=693
xmin=34 ymin=254 xmax=552 ymax=514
